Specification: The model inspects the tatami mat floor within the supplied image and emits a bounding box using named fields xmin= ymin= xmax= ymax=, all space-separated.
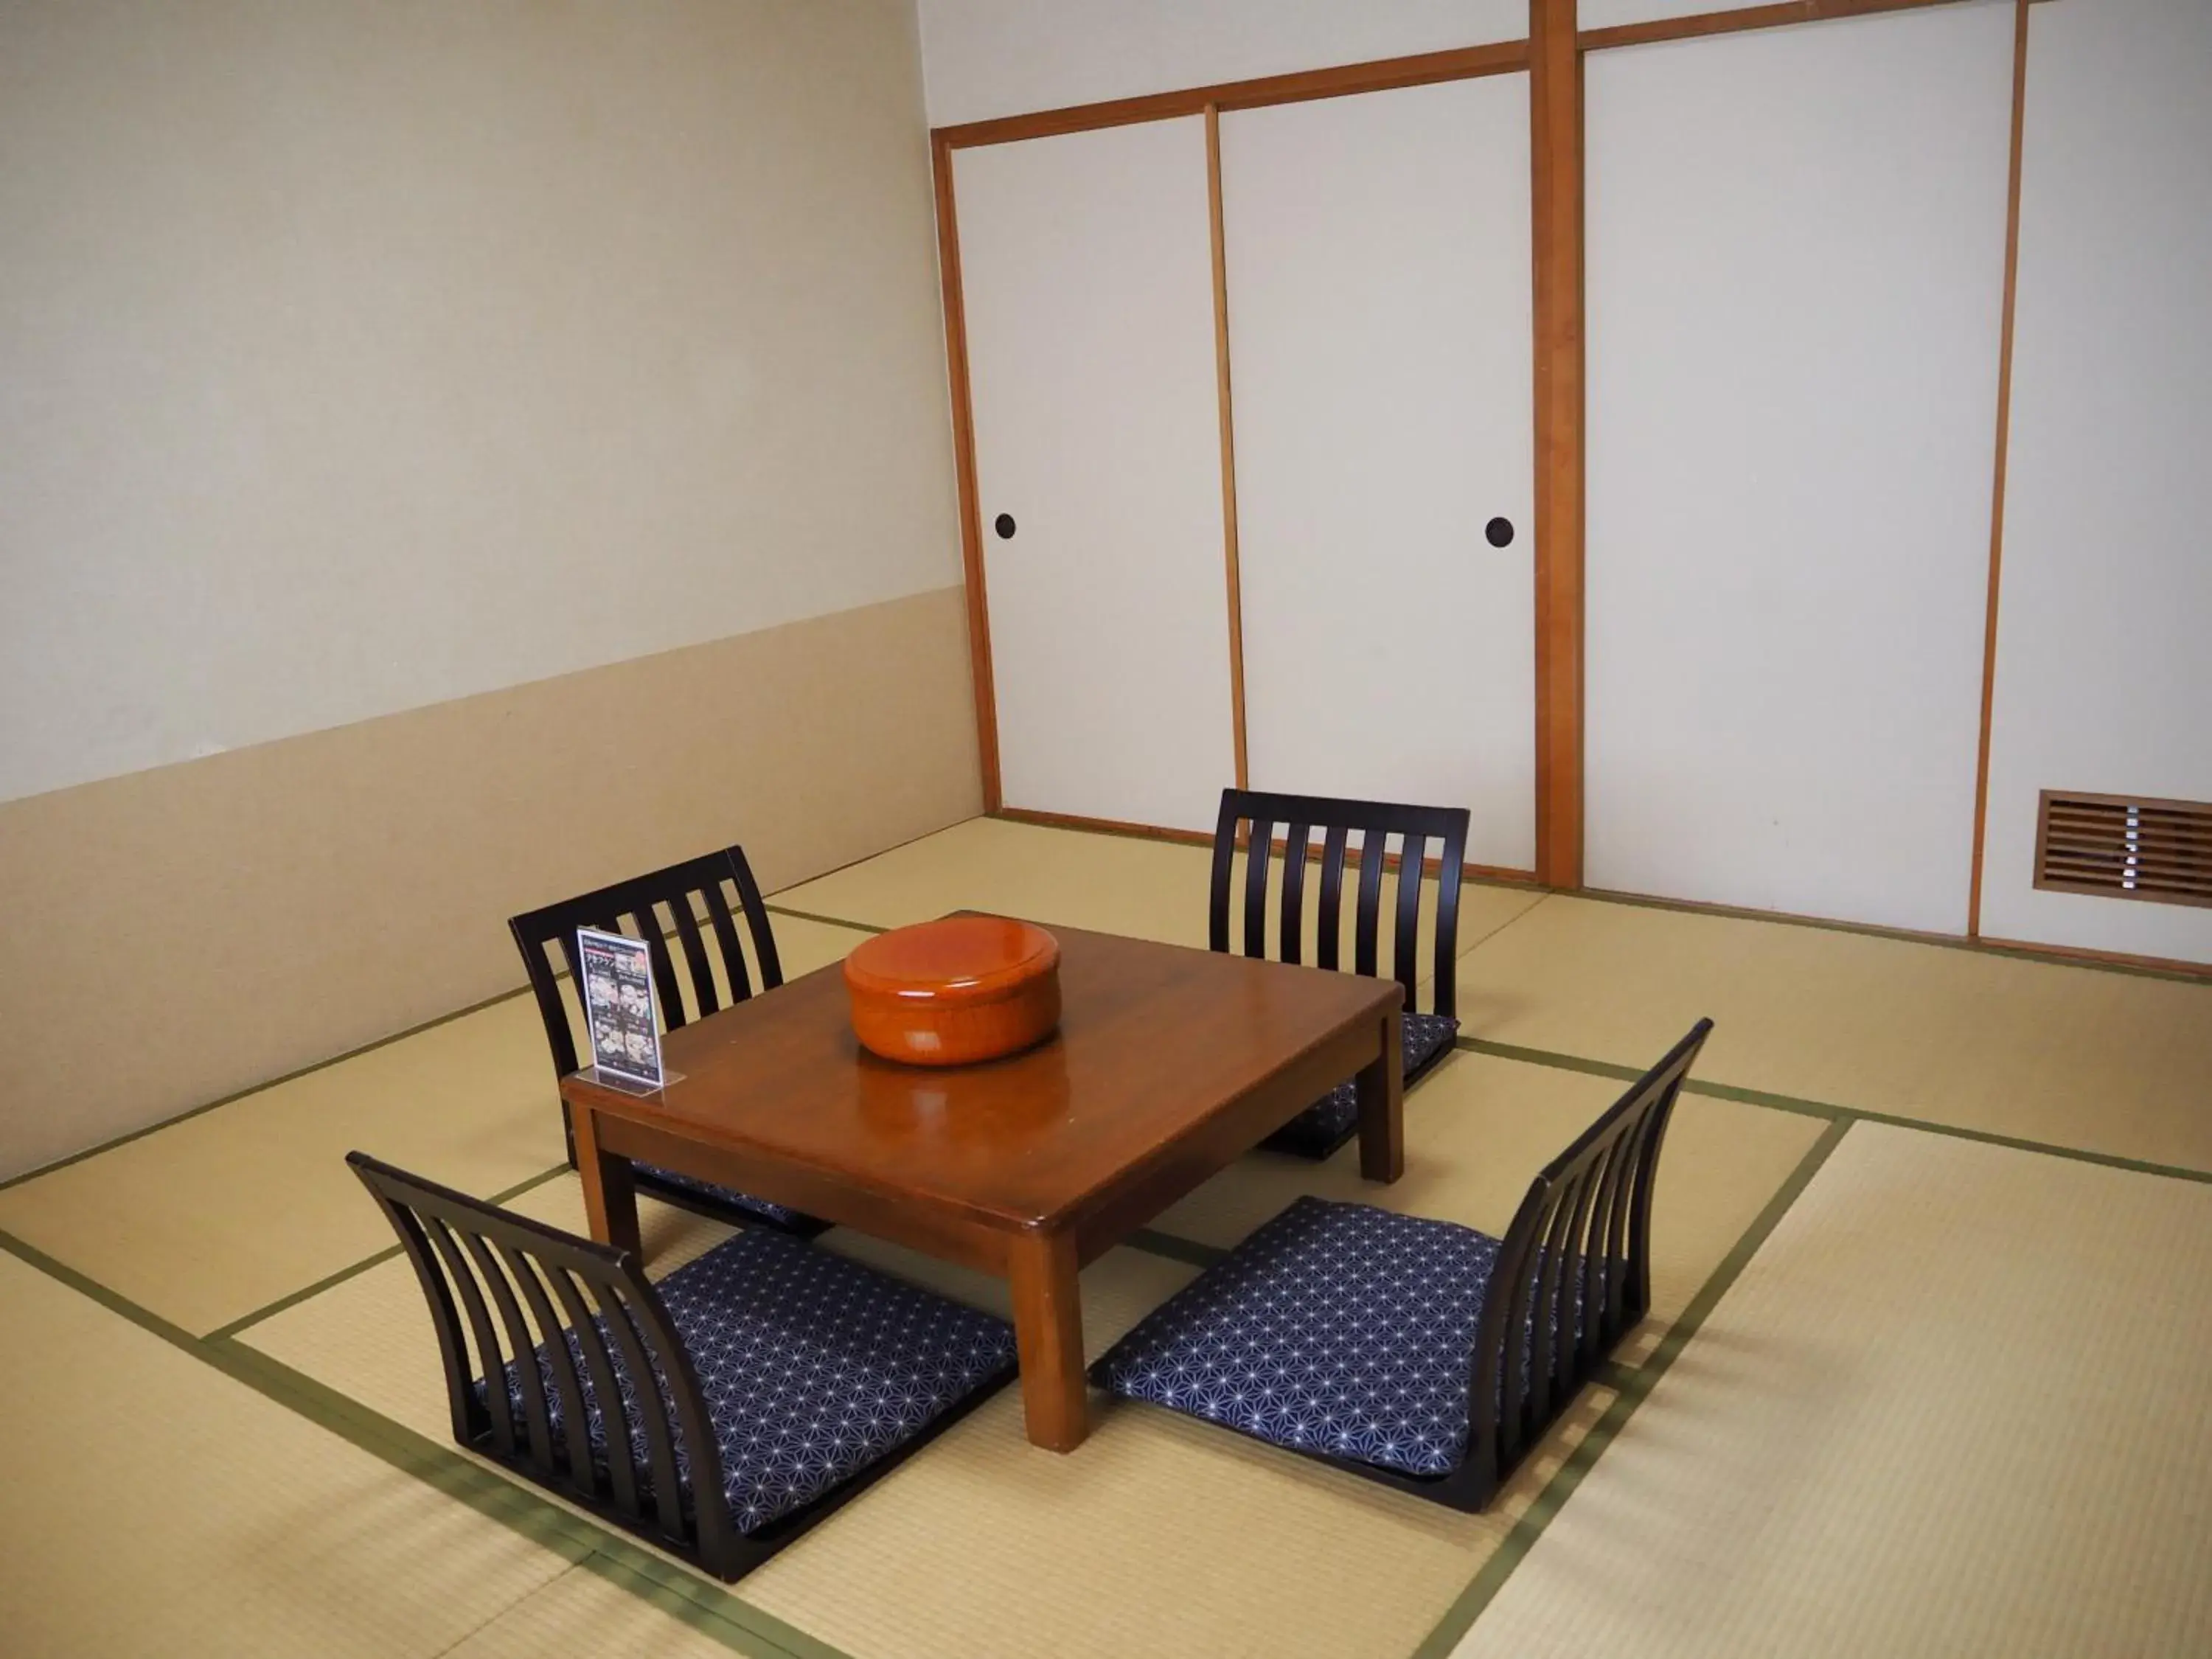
xmin=1450 ymin=1123 xmax=2212 ymax=1658
xmin=0 ymin=913 xmax=871 ymax=1335
xmin=1151 ymin=1050 xmax=1825 ymax=1328
xmin=439 ymin=1562 xmax=792 ymax=1659
xmin=0 ymin=1251 xmax=575 ymax=1658
xmin=2 ymin=815 xmax=2207 ymax=1657
xmin=774 ymin=814 xmax=1549 ymax=970
xmin=1457 ymin=892 xmax=2212 ymax=1174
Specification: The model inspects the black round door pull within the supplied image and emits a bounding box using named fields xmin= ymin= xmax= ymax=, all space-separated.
xmin=1485 ymin=516 xmax=1515 ymax=548
xmin=993 ymin=513 xmax=1017 ymax=540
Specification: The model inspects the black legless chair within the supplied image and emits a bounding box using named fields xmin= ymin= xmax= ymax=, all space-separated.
xmin=349 ymin=1152 xmax=1016 ymax=1580
xmin=1093 ymin=1020 xmax=1711 ymax=1512
xmin=1209 ymin=788 xmax=1472 ymax=1158
xmin=508 ymin=845 xmax=818 ymax=1234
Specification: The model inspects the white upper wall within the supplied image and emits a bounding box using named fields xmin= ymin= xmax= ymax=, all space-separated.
xmin=917 ymin=0 xmax=1527 ymax=127
xmin=0 ymin=0 xmax=959 ymax=805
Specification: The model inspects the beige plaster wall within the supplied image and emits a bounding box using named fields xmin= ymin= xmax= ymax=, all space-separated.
xmin=0 ymin=588 xmax=982 ymax=1179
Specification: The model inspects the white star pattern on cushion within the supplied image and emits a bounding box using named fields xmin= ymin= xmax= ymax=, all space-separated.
xmin=1096 ymin=1196 xmax=1579 ymax=1480
xmin=484 ymin=1227 xmax=1015 ymax=1534
xmin=1262 ymin=1010 xmax=1459 ymax=1158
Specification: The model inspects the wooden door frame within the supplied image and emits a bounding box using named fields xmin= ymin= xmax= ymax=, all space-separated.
xmin=930 ymin=131 xmax=998 ymax=810
xmin=1966 ymin=0 xmax=2033 ymax=939
xmin=931 ymin=0 xmax=2000 ymax=888
xmin=1204 ymin=102 xmax=1249 ymax=793
xmin=1530 ymin=0 xmax=1583 ymax=888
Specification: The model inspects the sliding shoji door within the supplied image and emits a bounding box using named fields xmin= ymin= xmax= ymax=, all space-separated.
xmin=1583 ymin=4 xmax=2016 ymax=931
xmin=1978 ymin=0 xmax=2212 ymax=963
xmin=953 ymin=117 xmax=1236 ymax=834
xmin=1220 ymin=76 xmax=1537 ymax=871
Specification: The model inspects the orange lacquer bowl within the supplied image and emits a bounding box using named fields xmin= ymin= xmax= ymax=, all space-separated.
xmin=842 ymin=916 xmax=1062 ymax=1067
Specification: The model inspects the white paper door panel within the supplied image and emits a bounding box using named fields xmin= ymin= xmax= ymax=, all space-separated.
xmin=1978 ymin=0 xmax=2212 ymax=964
xmin=1584 ymin=6 xmax=2014 ymax=932
xmin=1579 ymin=0 xmax=1778 ymax=29
xmin=953 ymin=118 xmax=1236 ymax=833
xmin=1221 ymin=76 xmax=1535 ymax=869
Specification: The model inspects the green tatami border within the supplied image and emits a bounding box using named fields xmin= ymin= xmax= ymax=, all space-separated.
xmin=211 ymin=1340 xmax=855 ymax=1659
xmin=15 ymin=869 xmax=2194 ymax=1208
xmin=212 ymin=1173 xmax=1227 ymax=1352
xmin=0 ymin=905 xmax=883 ymax=1200
xmin=762 ymin=903 xmax=889 ymax=936
xmin=0 ymin=982 xmax=538 ymax=1197
xmin=1576 ymin=883 xmax=2212 ymax=988
xmin=203 ymin=1160 xmax=579 ymax=1343
xmin=748 ymin=895 xmax=2212 ymax=1189
xmin=0 ymin=1220 xmax=857 ymax=1659
xmin=0 ymin=1099 xmax=1859 ymax=1659
xmin=11 ymin=1060 xmax=2188 ymax=1659
xmin=968 ymin=810 xmax=2211 ymax=985
xmin=1411 ymin=1115 xmax=1857 ymax=1657
xmin=4 ymin=799 xmax=2205 ymax=1657
xmin=1456 ymin=1035 xmax=2212 ymax=1186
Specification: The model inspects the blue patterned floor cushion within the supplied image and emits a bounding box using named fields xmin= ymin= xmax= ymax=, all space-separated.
xmin=484 ymin=1227 xmax=1015 ymax=1533
xmin=1095 ymin=1196 xmax=1599 ymax=1479
xmin=635 ymin=1162 xmax=809 ymax=1231
xmin=1262 ymin=1009 xmax=1461 ymax=1159
xmin=1095 ymin=1196 xmax=1494 ymax=1477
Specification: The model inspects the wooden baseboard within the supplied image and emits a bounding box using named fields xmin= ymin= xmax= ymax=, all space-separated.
xmin=989 ymin=807 xmax=1541 ymax=887
xmin=1973 ymin=935 xmax=2212 ymax=982
xmin=993 ymin=806 xmax=1216 ymax=848
xmin=1580 ymin=884 xmax=1973 ymax=948
xmin=992 ymin=813 xmax=2206 ymax=978
xmin=1579 ymin=886 xmax=2212 ymax=981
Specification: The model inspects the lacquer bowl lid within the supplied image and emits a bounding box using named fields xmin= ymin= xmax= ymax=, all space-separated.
xmin=843 ymin=917 xmax=1061 ymax=1067
xmin=843 ymin=916 xmax=1060 ymax=1005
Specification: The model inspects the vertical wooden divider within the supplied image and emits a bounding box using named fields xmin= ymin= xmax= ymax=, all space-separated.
xmin=1206 ymin=104 xmax=1251 ymax=790
xmin=1531 ymin=0 xmax=1585 ymax=889
xmin=933 ymin=132 xmax=1003 ymax=813
xmin=1966 ymin=0 xmax=2032 ymax=939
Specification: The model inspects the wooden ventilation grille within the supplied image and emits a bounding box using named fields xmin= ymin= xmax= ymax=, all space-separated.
xmin=2034 ymin=790 xmax=2212 ymax=910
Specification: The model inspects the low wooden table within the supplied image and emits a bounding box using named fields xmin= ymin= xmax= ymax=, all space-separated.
xmin=560 ymin=917 xmax=1404 ymax=1452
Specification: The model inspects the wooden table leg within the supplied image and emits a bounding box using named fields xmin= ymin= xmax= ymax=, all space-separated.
xmin=1006 ymin=1228 xmax=1088 ymax=1452
xmin=571 ymin=1101 xmax=641 ymax=1258
xmin=1357 ymin=1007 xmax=1405 ymax=1183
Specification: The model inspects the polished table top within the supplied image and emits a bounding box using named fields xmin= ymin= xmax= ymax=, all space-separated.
xmin=563 ymin=916 xmax=1403 ymax=1239
xmin=561 ymin=914 xmax=1405 ymax=1452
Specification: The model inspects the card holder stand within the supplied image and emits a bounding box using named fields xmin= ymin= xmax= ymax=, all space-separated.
xmin=582 ymin=1064 xmax=686 ymax=1097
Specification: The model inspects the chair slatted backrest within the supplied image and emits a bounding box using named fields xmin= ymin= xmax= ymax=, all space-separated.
xmin=507 ymin=846 xmax=783 ymax=1082
xmin=347 ymin=1151 xmax=740 ymax=1576
xmin=1209 ymin=788 xmax=1472 ymax=1018
xmin=1463 ymin=1019 xmax=1713 ymax=1489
